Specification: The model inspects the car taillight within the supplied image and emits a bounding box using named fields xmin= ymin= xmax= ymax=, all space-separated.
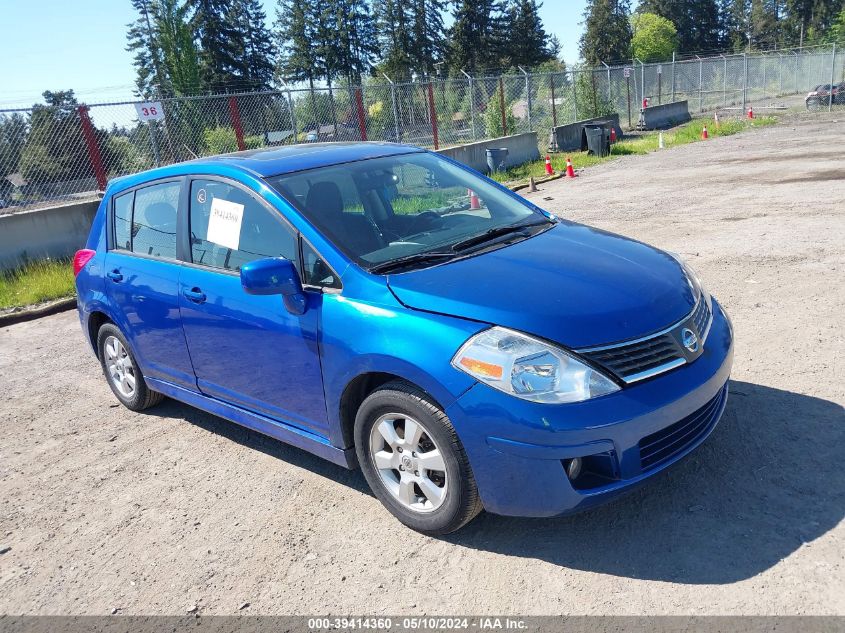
xmin=73 ymin=249 xmax=96 ymax=276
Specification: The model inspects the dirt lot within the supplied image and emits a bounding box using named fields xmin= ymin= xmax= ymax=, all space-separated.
xmin=1 ymin=112 xmax=843 ymax=616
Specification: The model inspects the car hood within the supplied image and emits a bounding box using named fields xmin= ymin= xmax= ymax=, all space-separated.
xmin=386 ymin=222 xmax=697 ymax=349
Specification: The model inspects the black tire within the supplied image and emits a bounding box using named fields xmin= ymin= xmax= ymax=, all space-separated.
xmin=354 ymin=380 xmax=483 ymax=535
xmin=96 ymin=323 xmax=164 ymax=411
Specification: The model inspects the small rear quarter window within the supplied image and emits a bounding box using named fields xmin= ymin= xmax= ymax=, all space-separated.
xmin=112 ymin=192 xmax=133 ymax=251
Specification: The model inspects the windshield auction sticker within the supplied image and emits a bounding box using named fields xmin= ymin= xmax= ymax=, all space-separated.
xmin=207 ymin=198 xmax=244 ymax=251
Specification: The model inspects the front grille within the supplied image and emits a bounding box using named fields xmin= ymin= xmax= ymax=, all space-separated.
xmin=638 ymin=385 xmax=727 ymax=471
xmin=579 ymin=295 xmax=713 ymax=384
xmin=582 ymin=334 xmax=682 ymax=381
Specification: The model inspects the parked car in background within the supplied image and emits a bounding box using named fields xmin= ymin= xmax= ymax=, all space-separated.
xmin=73 ymin=143 xmax=734 ymax=534
xmin=806 ymin=83 xmax=844 ymax=109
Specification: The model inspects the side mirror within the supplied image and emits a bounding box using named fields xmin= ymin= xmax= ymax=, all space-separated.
xmin=240 ymin=257 xmax=306 ymax=315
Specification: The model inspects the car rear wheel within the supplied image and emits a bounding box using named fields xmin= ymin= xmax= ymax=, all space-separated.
xmin=354 ymin=380 xmax=482 ymax=534
xmin=97 ymin=323 xmax=164 ymax=411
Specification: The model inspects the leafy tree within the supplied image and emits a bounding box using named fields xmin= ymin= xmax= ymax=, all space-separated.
xmin=631 ymin=12 xmax=679 ymax=61
xmin=638 ymin=0 xmax=723 ymax=53
xmin=750 ymin=0 xmax=781 ymax=48
xmin=483 ymin=84 xmax=516 ymax=137
xmin=580 ymin=0 xmax=633 ymax=65
xmin=720 ymin=0 xmax=750 ymax=50
xmin=448 ymin=0 xmax=509 ymax=72
xmin=506 ymin=0 xmax=556 ymax=68
xmin=0 ymin=114 xmax=27 ymax=181
xmin=18 ymin=91 xmax=92 ymax=185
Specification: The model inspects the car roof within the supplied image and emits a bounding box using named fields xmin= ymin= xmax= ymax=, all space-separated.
xmin=187 ymin=142 xmax=424 ymax=177
xmin=105 ymin=142 xmax=427 ymax=195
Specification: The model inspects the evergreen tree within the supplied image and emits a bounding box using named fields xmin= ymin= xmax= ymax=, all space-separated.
xmin=126 ymin=0 xmax=168 ymax=97
xmin=186 ymin=0 xmax=244 ymax=90
xmin=448 ymin=0 xmax=509 ymax=72
xmin=228 ymin=0 xmax=277 ymax=90
xmin=156 ymin=0 xmax=204 ymax=96
xmin=638 ymin=0 xmax=723 ymax=53
xmin=318 ymin=0 xmax=380 ymax=84
xmin=506 ymin=0 xmax=556 ymax=68
xmin=580 ymin=0 xmax=633 ymax=64
xmin=374 ymin=0 xmax=414 ymax=79
xmin=275 ymin=0 xmax=324 ymax=85
xmin=409 ymin=0 xmax=449 ymax=76
xmin=720 ymin=0 xmax=750 ymax=49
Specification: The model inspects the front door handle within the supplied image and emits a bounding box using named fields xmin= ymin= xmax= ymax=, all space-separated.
xmin=183 ymin=287 xmax=207 ymax=304
xmin=106 ymin=270 xmax=123 ymax=282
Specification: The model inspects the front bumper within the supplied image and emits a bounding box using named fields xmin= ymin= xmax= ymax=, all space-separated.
xmin=445 ymin=298 xmax=734 ymax=517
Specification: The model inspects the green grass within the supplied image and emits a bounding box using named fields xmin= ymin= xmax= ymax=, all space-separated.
xmin=0 ymin=258 xmax=76 ymax=310
xmin=490 ymin=116 xmax=778 ymax=186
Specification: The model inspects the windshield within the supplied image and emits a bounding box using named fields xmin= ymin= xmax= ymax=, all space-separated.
xmin=265 ymin=152 xmax=548 ymax=271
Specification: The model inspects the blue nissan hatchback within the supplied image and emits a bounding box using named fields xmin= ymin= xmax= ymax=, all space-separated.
xmin=74 ymin=143 xmax=733 ymax=534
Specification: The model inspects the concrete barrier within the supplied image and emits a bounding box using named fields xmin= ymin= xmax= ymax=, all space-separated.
xmin=438 ymin=132 xmax=540 ymax=174
xmin=551 ymin=114 xmax=623 ymax=152
xmin=0 ymin=199 xmax=100 ymax=271
xmin=638 ymin=100 xmax=692 ymax=130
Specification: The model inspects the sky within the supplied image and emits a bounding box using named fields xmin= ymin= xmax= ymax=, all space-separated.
xmin=0 ymin=0 xmax=592 ymax=110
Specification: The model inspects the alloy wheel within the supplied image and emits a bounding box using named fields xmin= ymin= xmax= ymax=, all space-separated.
xmin=104 ymin=335 xmax=136 ymax=399
xmin=368 ymin=413 xmax=448 ymax=513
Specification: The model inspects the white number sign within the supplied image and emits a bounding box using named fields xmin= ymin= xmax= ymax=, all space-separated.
xmin=206 ymin=198 xmax=245 ymax=251
xmin=134 ymin=102 xmax=165 ymax=122
xmin=623 ymin=67 xmax=632 ymax=78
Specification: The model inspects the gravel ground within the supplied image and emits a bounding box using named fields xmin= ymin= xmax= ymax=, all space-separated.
xmin=0 ymin=112 xmax=843 ymax=616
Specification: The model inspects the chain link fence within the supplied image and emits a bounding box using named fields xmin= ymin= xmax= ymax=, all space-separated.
xmin=1 ymin=43 xmax=842 ymax=213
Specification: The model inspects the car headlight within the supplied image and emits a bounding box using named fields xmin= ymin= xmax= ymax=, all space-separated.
xmin=452 ymin=327 xmax=620 ymax=404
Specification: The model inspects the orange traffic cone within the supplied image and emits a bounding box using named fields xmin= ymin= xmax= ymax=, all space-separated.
xmin=747 ymin=105 xmax=754 ymax=119
xmin=544 ymin=155 xmax=554 ymax=175
xmin=701 ymin=125 xmax=709 ymax=140
xmin=714 ymin=112 xmax=721 ymax=128
xmin=565 ymin=157 xmax=577 ymax=178
xmin=468 ymin=189 xmax=480 ymax=210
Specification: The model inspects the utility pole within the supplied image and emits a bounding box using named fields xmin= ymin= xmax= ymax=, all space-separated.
xmin=460 ymin=69 xmax=476 ymax=141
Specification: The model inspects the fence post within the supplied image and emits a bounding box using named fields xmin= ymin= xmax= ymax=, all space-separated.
xmin=426 ymin=82 xmax=439 ymax=149
xmin=830 ymin=43 xmax=837 ymax=112
xmin=227 ymin=96 xmax=246 ymax=151
xmin=280 ymin=79 xmax=298 ymax=144
xmin=388 ymin=81 xmax=400 ymax=142
xmin=518 ymin=66 xmax=532 ymax=130
xmin=778 ymin=53 xmax=783 ymax=95
xmin=572 ymin=71 xmax=578 ymax=122
xmin=498 ymin=77 xmax=508 ymax=136
xmin=697 ymin=55 xmax=703 ymax=113
xmin=461 ymin=70 xmax=476 ymax=141
xmin=601 ymin=61 xmax=611 ymax=111
xmin=742 ymin=53 xmax=748 ymax=113
xmin=549 ymin=74 xmax=558 ymax=128
xmin=77 ymin=105 xmax=107 ymax=191
xmin=721 ymin=54 xmax=727 ymax=107
xmin=354 ymin=88 xmax=367 ymax=141
xmin=794 ymin=51 xmax=799 ymax=95
xmin=671 ymin=52 xmax=676 ymax=102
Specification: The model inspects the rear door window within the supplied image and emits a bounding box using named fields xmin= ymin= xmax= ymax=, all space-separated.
xmin=131 ymin=181 xmax=180 ymax=259
xmin=189 ymin=179 xmax=297 ymax=271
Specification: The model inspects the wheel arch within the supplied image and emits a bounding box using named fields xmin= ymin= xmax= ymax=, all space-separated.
xmin=337 ymin=371 xmax=450 ymax=452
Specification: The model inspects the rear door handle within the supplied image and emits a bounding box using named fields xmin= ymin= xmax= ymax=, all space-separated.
xmin=183 ymin=287 xmax=206 ymax=304
xmin=106 ymin=270 xmax=123 ymax=282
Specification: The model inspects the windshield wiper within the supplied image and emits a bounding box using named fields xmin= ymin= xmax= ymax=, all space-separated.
xmin=450 ymin=218 xmax=552 ymax=253
xmin=369 ymin=251 xmax=457 ymax=274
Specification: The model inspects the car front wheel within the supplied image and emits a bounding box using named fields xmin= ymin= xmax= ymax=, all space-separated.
xmin=354 ymin=381 xmax=482 ymax=535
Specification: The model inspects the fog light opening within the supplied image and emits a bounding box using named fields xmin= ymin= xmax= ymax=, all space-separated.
xmin=565 ymin=457 xmax=582 ymax=481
